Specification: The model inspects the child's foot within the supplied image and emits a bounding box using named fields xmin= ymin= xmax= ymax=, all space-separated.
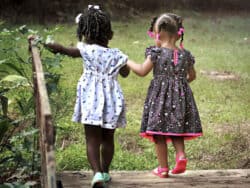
xmin=152 ymin=167 xmax=169 ymax=178
xmin=91 ymin=172 xmax=105 ymax=188
xmin=171 ymin=155 xmax=187 ymax=174
xmin=103 ymin=172 xmax=111 ymax=182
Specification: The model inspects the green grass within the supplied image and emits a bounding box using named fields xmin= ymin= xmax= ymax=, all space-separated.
xmin=54 ymin=12 xmax=250 ymax=171
xmin=4 ymin=11 xmax=250 ymax=171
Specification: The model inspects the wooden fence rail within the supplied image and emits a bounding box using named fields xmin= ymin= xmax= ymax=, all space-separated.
xmin=30 ymin=41 xmax=57 ymax=188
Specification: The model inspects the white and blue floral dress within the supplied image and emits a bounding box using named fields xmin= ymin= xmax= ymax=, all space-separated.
xmin=72 ymin=43 xmax=128 ymax=129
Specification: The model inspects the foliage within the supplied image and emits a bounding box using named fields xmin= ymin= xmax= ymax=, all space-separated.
xmin=0 ymin=24 xmax=70 ymax=185
xmin=0 ymin=26 xmax=37 ymax=184
xmin=0 ymin=12 xmax=250 ymax=186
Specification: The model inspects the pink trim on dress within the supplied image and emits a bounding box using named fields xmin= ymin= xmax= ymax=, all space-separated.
xmin=140 ymin=131 xmax=203 ymax=143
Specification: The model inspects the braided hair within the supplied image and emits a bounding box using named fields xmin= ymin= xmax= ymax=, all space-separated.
xmin=155 ymin=14 xmax=178 ymax=34
xmin=77 ymin=6 xmax=113 ymax=47
xmin=167 ymin=13 xmax=184 ymax=49
xmin=148 ymin=16 xmax=158 ymax=32
xmin=155 ymin=13 xmax=184 ymax=49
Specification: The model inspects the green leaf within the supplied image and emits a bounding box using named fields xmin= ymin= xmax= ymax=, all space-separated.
xmin=18 ymin=25 xmax=28 ymax=34
xmin=0 ymin=118 xmax=10 ymax=141
xmin=0 ymin=28 xmax=11 ymax=36
xmin=0 ymin=75 xmax=29 ymax=88
xmin=28 ymin=29 xmax=38 ymax=34
xmin=2 ymin=63 xmax=24 ymax=76
xmin=1 ymin=75 xmax=27 ymax=83
xmin=45 ymin=35 xmax=54 ymax=44
xmin=0 ymin=95 xmax=8 ymax=116
xmin=0 ymin=59 xmax=7 ymax=64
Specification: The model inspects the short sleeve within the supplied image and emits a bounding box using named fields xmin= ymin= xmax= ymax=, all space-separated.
xmin=114 ymin=49 xmax=128 ymax=68
xmin=76 ymin=42 xmax=86 ymax=57
xmin=145 ymin=46 xmax=161 ymax=63
xmin=186 ymin=50 xmax=195 ymax=69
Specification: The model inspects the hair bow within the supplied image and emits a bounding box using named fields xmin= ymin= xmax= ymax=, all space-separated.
xmin=178 ymin=28 xmax=184 ymax=36
xmin=88 ymin=5 xmax=100 ymax=10
xmin=75 ymin=13 xmax=82 ymax=24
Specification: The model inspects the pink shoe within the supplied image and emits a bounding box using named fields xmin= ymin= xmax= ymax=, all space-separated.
xmin=152 ymin=167 xmax=169 ymax=178
xmin=171 ymin=154 xmax=187 ymax=174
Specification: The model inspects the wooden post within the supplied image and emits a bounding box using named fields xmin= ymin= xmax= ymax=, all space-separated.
xmin=30 ymin=41 xmax=57 ymax=188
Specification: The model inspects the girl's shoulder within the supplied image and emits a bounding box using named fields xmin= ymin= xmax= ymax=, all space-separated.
xmin=181 ymin=49 xmax=195 ymax=64
xmin=181 ymin=48 xmax=192 ymax=55
xmin=77 ymin=42 xmax=125 ymax=56
xmin=77 ymin=42 xmax=107 ymax=51
xmin=145 ymin=46 xmax=162 ymax=57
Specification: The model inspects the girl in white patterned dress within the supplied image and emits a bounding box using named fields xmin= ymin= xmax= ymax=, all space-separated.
xmin=38 ymin=5 xmax=130 ymax=188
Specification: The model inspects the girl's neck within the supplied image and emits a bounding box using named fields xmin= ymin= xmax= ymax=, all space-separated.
xmin=160 ymin=41 xmax=178 ymax=50
xmin=159 ymin=35 xmax=178 ymax=50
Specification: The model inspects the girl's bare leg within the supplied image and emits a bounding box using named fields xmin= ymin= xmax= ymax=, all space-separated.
xmin=84 ymin=125 xmax=102 ymax=174
xmin=171 ymin=136 xmax=186 ymax=158
xmin=154 ymin=135 xmax=168 ymax=168
xmin=171 ymin=136 xmax=187 ymax=174
xmin=101 ymin=128 xmax=115 ymax=173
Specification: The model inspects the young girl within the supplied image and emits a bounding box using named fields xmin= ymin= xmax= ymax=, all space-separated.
xmin=127 ymin=13 xmax=202 ymax=178
xmin=30 ymin=5 xmax=130 ymax=188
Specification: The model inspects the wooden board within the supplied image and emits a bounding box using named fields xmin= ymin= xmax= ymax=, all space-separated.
xmin=57 ymin=169 xmax=250 ymax=188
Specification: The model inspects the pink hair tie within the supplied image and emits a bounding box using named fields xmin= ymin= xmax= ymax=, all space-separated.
xmin=178 ymin=28 xmax=184 ymax=36
xmin=147 ymin=31 xmax=154 ymax=38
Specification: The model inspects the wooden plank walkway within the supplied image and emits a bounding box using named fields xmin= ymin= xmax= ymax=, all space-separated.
xmin=57 ymin=169 xmax=250 ymax=188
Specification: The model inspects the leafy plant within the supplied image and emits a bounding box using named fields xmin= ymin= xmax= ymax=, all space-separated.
xmin=0 ymin=24 xmax=70 ymax=185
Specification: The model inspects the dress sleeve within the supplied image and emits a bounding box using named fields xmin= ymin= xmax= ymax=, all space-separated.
xmin=186 ymin=50 xmax=195 ymax=69
xmin=76 ymin=42 xmax=86 ymax=57
xmin=115 ymin=49 xmax=128 ymax=68
xmin=145 ymin=46 xmax=161 ymax=63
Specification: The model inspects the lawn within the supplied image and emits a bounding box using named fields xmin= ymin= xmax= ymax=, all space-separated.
xmin=3 ymin=11 xmax=250 ymax=172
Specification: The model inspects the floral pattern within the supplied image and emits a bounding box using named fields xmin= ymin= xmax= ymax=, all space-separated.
xmin=72 ymin=43 xmax=128 ymax=129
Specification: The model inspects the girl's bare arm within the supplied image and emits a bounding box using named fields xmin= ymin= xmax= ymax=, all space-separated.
xmin=45 ymin=43 xmax=81 ymax=58
xmin=127 ymin=56 xmax=153 ymax=77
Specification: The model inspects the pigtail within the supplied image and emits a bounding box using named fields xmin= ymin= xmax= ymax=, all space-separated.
xmin=149 ymin=16 xmax=158 ymax=32
xmin=147 ymin=16 xmax=158 ymax=38
xmin=177 ymin=17 xmax=184 ymax=49
xmin=180 ymin=30 xmax=184 ymax=49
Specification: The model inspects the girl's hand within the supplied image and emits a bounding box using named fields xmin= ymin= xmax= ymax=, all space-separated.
xmin=27 ymin=35 xmax=36 ymax=43
xmin=119 ymin=65 xmax=130 ymax=77
xmin=187 ymin=66 xmax=196 ymax=82
xmin=28 ymin=35 xmax=37 ymax=52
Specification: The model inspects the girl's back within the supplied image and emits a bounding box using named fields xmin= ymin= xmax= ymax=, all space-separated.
xmin=140 ymin=46 xmax=202 ymax=142
xmin=77 ymin=43 xmax=127 ymax=76
xmin=146 ymin=47 xmax=194 ymax=80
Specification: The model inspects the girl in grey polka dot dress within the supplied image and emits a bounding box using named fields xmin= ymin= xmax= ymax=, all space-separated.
xmin=41 ymin=5 xmax=130 ymax=188
xmin=127 ymin=13 xmax=202 ymax=178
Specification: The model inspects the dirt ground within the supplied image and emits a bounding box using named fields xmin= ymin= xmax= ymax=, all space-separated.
xmin=57 ymin=169 xmax=250 ymax=188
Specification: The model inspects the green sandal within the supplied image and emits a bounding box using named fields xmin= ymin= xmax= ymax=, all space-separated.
xmin=103 ymin=172 xmax=111 ymax=182
xmin=91 ymin=172 xmax=105 ymax=188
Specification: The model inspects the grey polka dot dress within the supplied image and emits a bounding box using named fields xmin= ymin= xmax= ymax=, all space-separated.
xmin=140 ymin=47 xmax=202 ymax=143
xmin=72 ymin=43 xmax=128 ymax=129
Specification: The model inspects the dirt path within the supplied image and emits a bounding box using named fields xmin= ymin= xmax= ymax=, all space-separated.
xmin=57 ymin=169 xmax=250 ymax=188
